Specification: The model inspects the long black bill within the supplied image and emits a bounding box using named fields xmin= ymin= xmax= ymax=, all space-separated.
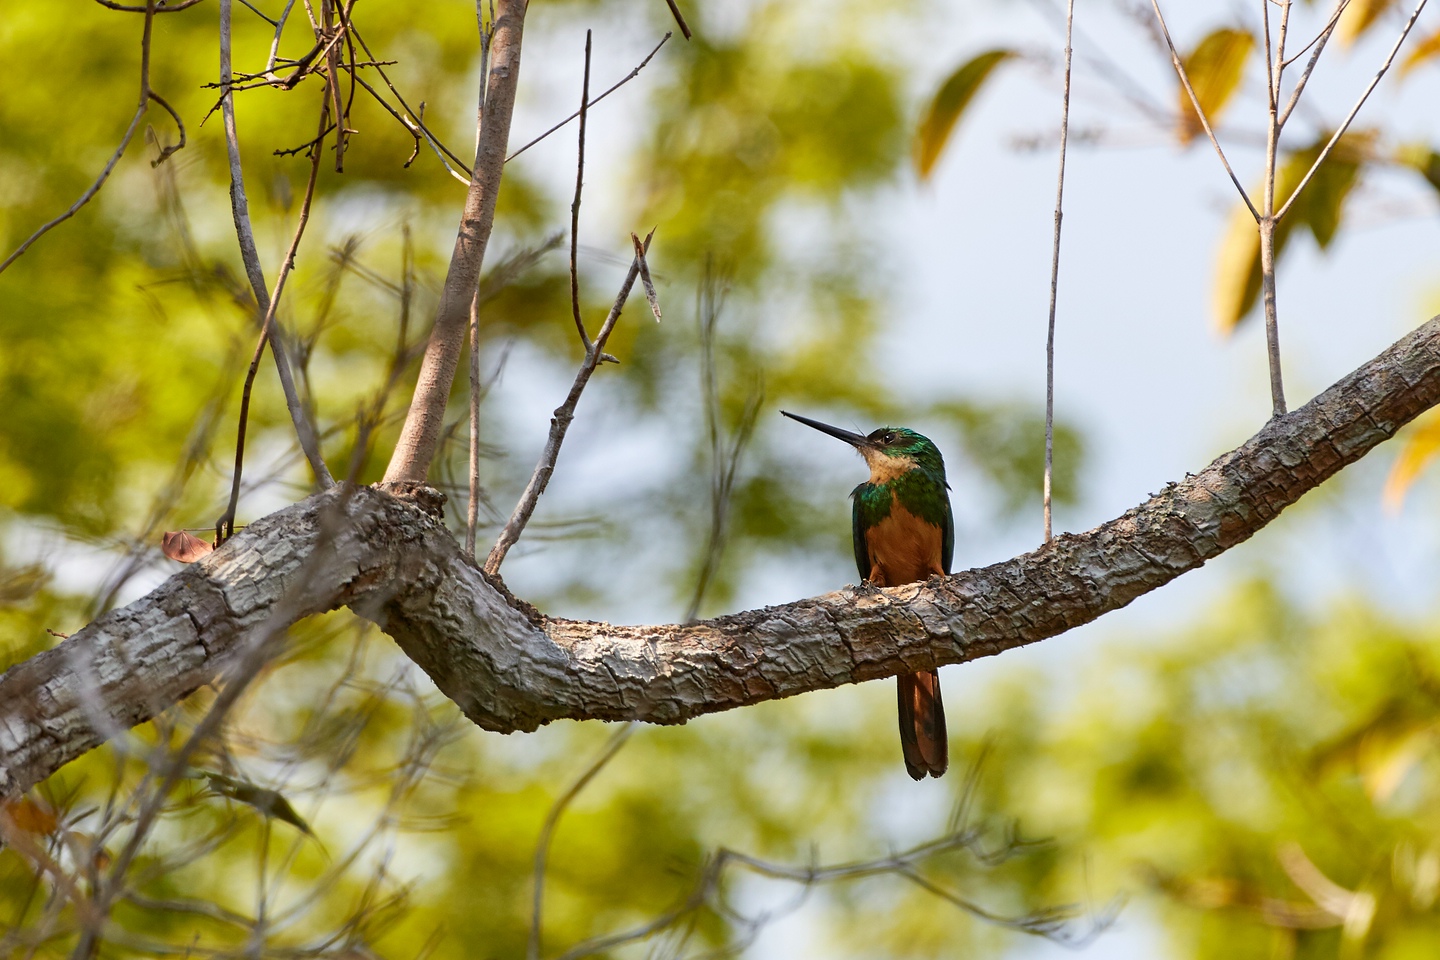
xmin=780 ymin=410 xmax=875 ymax=449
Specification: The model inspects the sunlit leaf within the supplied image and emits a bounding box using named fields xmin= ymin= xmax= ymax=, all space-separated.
xmin=161 ymin=530 xmax=214 ymax=563
xmin=1212 ymin=133 xmax=1371 ymax=331
xmin=1338 ymin=0 xmax=1399 ymax=47
xmin=198 ymin=771 xmax=314 ymax=835
xmin=1383 ymin=413 xmax=1440 ymax=512
xmin=1401 ymin=27 xmax=1440 ymax=74
xmin=913 ymin=49 xmax=1016 ymax=180
xmin=1177 ymin=28 xmax=1254 ymax=143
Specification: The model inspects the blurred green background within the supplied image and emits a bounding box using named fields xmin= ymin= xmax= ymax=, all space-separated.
xmin=3 ymin=0 xmax=1440 ymax=957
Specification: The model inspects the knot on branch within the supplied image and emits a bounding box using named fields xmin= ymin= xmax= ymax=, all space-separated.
xmin=373 ymin=480 xmax=447 ymax=519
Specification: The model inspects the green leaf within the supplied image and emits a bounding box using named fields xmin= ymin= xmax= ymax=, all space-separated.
xmin=1397 ymin=142 xmax=1440 ymax=196
xmin=912 ymin=49 xmax=1015 ymax=180
xmin=1177 ymin=28 xmax=1254 ymax=144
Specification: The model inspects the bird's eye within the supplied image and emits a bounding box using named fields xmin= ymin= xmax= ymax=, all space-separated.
xmin=883 ymin=432 xmax=895 ymax=444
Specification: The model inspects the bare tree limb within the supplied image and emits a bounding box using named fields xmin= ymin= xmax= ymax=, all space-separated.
xmin=6 ymin=314 xmax=1440 ymax=803
xmin=220 ymin=0 xmax=336 ymax=488
xmin=383 ymin=0 xmax=529 ymax=485
xmin=568 ymin=31 xmax=594 ymax=350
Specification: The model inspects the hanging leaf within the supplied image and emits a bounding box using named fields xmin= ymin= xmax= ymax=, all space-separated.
xmin=1211 ymin=132 xmax=1371 ymax=332
xmin=197 ymin=771 xmax=314 ymax=835
xmin=913 ymin=49 xmax=1016 ymax=180
xmin=1338 ymin=0 xmax=1400 ymax=47
xmin=1384 ymin=413 xmax=1440 ymax=512
xmin=162 ymin=530 xmax=214 ymax=563
xmin=1177 ymin=28 xmax=1255 ymax=144
xmin=1401 ymin=27 xmax=1440 ymax=75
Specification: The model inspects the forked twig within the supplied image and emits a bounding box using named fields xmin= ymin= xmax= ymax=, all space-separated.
xmin=217 ymin=91 xmax=330 ymax=544
xmin=506 ymin=33 xmax=671 ymax=163
xmin=1275 ymin=0 xmax=1430 ymax=222
xmin=484 ymin=231 xmax=655 ymax=575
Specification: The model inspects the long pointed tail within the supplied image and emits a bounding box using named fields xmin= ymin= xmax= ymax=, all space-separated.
xmin=897 ymin=669 xmax=948 ymax=780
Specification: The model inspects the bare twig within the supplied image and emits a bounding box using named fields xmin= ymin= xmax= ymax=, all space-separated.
xmin=467 ymin=2 xmax=493 ymax=558
xmin=506 ymin=32 xmax=671 ymax=163
xmin=662 ymin=0 xmax=692 ymax=40
xmin=1148 ymin=0 xmax=1260 ymax=222
xmin=348 ymin=23 xmax=476 ymax=177
xmin=382 ymin=0 xmax=530 ymax=484
xmin=0 ymin=2 xmax=157 ymax=275
xmin=1275 ymin=0 xmax=1429 ymax=222
xmin=264 ymin=0 xmax=300 ymax=82
xmin=569 ymin=31 xmax=594 ymax=350
xmin=484 ymin=231 xmax=654 ymax=575
xmin=220 ymin=0 xmax=335 ymax=488
xmin=146 ymin=91 xmax=186 ymax=166
xmin=217 ymin=92 xmax=329 ymax=544
xmin=528 ymin=723 xmax=636 ymax=960
xmin=1043 ymin=0 xmax=1075 ymax=545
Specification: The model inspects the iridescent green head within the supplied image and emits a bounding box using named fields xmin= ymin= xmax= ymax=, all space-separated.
xmin=781 ymin=412 xmax=948 ymax=486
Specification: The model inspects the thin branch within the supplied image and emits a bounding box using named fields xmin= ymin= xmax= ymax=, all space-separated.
xmin=661 ymin=0 xmax=692 ymax=40
xmin=1278 ymin=0 xmax=1350 ymax=126
xmin=569 ymin=31 xmax=594 ymax=350
xmin=528 ymin=723 xmax=636 ymax=960
xmin=350 ymin=75 xmax=474 ymax=182
xmin=1149 ymin=0 xmax=1261 ymax=222
xmin=506 ymin=32 xmax=671 ymax=163
xmin=146 ymin=91 xmax=187 ymax=166
xmin=1258 ymin=0 xmax=1293 ymax=418
xmin=467 ymin=2 xmax=492 ymax=559
xmin=265 ymin=0 xmax=301 ymax=82
xmin=484 ymin=231 xmax=654 ymax=575
xmin=0 ymin=2 xmax=156 ymax=275
xmin=219 ymin=0 xmax=335 ymax=488
xmin=1275 ymin=0 xmax=1430 ymax=222
xmin=348 ymin=23 xmax=476 ymax=177
xmin=1043 ymin=0 xmax=1075 ymax=545
xmin=217 ymin=92 xmax=329 ymax=544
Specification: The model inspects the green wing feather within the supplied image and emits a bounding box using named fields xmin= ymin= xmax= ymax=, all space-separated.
xmin=851 ymin=488 xmax=871 ymax=582
xmin=942 ymin=492 xmax=954 ymax=574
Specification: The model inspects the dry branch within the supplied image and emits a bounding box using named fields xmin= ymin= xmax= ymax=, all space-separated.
xmin=5 ymin=314 xmax=1440 ymax=802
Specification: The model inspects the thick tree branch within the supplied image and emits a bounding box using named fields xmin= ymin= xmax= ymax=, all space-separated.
xmin=4 ymin=315 xmax=1440 ymax=801
xmin=382 ymin=0 xmax=528 ymax=484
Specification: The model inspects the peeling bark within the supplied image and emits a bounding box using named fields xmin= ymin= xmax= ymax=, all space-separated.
xmin=3 ymin=316 xmax=1440 ymax=802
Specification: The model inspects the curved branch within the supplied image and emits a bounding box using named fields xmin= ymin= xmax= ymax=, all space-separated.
xmin=4 ymin=315 xmax=1440 ymax=801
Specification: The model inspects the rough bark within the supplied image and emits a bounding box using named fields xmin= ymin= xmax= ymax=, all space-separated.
xmin=3 ymin=316 xmax=1440 ymax=802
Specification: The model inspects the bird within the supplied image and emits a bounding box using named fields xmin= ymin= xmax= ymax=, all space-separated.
xmin=781 ymin=411 xmax=952 ymax=780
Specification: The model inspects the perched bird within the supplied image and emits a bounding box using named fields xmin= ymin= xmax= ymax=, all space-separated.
xmin=782 ymin=411 xmax=952 ymax=780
